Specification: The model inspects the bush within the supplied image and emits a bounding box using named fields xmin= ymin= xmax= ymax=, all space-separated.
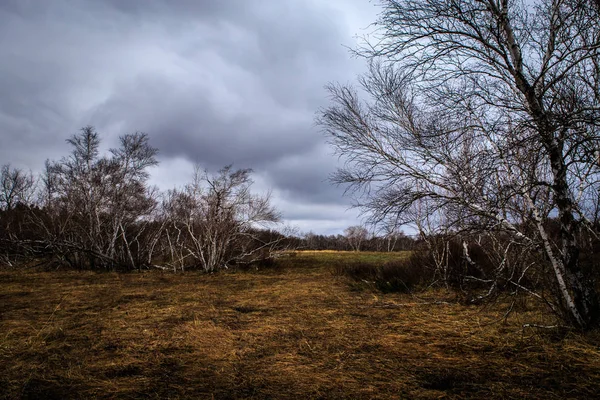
xmin=235 ymin=256 xmax=279 ymax=271
xmin=333 ymin=253 xmax=434 ymax=293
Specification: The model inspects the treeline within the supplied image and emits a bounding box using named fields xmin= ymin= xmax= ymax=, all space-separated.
xmin=0 ymin=127 xmax=289 ymax=271
xmin=0 ymin=126 xmax=417 ymax=272
xmin=297 ymin=230 xmax=415 ymax=252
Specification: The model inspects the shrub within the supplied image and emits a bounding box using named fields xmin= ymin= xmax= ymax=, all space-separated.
xmin=333 ymin=253 xmax=434 ymax=293
xmin=235 ymin=256 xmax=279 ymax=271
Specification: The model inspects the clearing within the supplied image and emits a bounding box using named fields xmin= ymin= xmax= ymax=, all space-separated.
xmin=1 ymin=251 xmax=600 ymax=399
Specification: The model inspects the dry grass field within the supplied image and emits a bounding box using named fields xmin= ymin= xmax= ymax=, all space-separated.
xmin=1 ymin=251 xmax=600 ymax=399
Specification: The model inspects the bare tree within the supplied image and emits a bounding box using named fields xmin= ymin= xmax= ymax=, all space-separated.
xmin=0 ymin=165 xmax=37 ymax=266
xmin=163 ymin=165 xmax=281 ymax=272
xmin=319 ymin=0 xmax=600 ymax=329
xmin=344 ymin=225 xmax=369 ymax=251
xmin=0 ymin=164 xmax=36 ymax=211
xmin=377 ymin=215 xmax=411 ymax=252
xmin=39 ymin=126 xmax=159 ymax=270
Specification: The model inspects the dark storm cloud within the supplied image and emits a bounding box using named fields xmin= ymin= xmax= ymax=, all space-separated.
xmin=87 ymin=73 xmax=316 ymax=169
xmin=258 ymin=144 xmax=347 ymax=204
xmin=0 ymin=0 xmax=378 ymax=234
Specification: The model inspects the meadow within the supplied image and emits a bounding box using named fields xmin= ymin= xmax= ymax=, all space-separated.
xmin=1 ymin=251 xmax=600 ymax=399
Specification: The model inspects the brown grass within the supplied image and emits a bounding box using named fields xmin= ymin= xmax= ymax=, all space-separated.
xmin=1 ymin=251 xmax=600 ymax=399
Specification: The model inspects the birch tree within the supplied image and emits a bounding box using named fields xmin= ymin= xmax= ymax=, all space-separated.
xmin=0 ymin=164 xmax=36 ymax=211
xmin=42 ymin=126 xmax=159 ymax=269
xmin=163 ymin=165 xmax=281 ymax=272
xmin=0 ymin=165 xmax=37 ymax=266
xmin=345 ymin=225 xmax=369 ymax=251
xmin=319 ymin=0 xmax=600 ymax=329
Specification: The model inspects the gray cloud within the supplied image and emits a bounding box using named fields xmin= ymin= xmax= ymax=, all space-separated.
xmin=0 ymin=0 xmax=378 ymax=235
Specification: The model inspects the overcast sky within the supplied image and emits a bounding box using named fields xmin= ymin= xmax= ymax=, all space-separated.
xmin=0 ymin=0 xmax=380 ymax=235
